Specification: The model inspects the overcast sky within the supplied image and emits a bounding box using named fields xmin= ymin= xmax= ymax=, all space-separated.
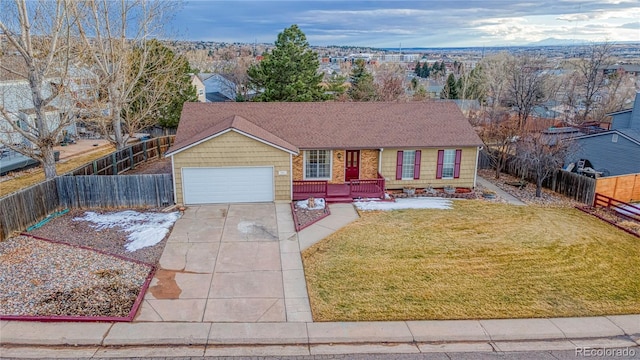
xmin=171 ymin=0 xmax=640 ymax=48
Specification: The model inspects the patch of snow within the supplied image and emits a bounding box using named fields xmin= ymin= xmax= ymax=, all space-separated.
xmin=354 ymin=197 xmax=453 ymax=211
xmin=296 ymin=198 xmax=326 ymax=210
xmin=74 ymin=210 xmax=181 ymax=252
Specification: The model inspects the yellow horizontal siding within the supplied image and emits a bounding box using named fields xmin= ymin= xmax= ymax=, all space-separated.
xmin=172 ymin=131 xmax=291 ymax=204
xmin=381 ymin=147 xmax=478 ymax=189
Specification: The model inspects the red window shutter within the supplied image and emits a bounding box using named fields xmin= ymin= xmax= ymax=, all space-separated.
xmin=396 ymin=151 xmax=403 ymax=180
xmin=454 ymin=149 xmax=462 ymax=179
xmin=413 ymin=150 xmax=421 ymax=179
xmin=436 ymin=150 xmax=444 ymax=179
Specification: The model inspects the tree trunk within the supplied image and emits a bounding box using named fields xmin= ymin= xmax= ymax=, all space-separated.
xmin=42 ymin=146 xmax=57 ymax=179
xmin=495 ymin=152 xmax=505 ymax=179
xmin=536 ymin=177 xmax=543 ymax=198
xmin=112 ymin=111 xmax=126 ymax=149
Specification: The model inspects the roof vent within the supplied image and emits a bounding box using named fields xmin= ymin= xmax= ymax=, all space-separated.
xmin=612 ymin=134 xmax=618 ymax=143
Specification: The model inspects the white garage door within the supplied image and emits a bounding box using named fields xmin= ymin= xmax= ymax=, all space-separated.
xmin=182 ymin=167 xmax=274 ymax=204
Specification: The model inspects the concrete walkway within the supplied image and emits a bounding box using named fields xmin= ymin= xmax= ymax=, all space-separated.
xmin=298 ymin=203 xmax=360 ymax=251
xmin=2 ymin=315 xmax=638 ymax=357
xmin=476 ymin=176 xmax=527 ymax=206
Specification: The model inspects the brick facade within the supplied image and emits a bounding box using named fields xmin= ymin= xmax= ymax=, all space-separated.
xmin=293 ymin=149 xmax=382 ymax=183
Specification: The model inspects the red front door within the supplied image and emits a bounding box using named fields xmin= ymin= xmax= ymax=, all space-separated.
xmin=345 ymin=150 xmax=360 ymax=181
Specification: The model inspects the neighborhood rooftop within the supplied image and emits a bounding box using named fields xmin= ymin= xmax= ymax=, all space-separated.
xmin=168 ymin=101 xmax=483 ymax=155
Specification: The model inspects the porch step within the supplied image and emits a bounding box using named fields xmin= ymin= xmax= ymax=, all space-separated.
xmin=325 ymin=196 xmax=354 ymax=204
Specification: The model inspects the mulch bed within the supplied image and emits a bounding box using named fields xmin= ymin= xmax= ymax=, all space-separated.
xmin=0 ymin=208 xmax=175 ymax=320
xmin=577 ymin=206 xmax=640 ymax=238
xmin=0 ymin=235 xmax=152 ymax=320
xmin=291 ymin=202 xmax=330 ymax=231
xmin=28 ymin=208 xmax=168 ymax=264
xmin=478 ymin=169 xmax=582 ymax=207
xmin=391 ymin=190 xmax=478 ymax=200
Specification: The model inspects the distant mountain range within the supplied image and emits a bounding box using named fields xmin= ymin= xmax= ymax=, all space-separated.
xmin=527 ymin=38 xmax=584 ymax=46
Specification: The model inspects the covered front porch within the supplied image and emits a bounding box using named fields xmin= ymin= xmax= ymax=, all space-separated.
xmin=292 ymin=174 xmax=386 ymax=203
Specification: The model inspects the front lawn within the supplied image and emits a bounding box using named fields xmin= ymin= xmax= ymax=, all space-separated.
xmin=302 ymin=201 xmax=640 ymax=321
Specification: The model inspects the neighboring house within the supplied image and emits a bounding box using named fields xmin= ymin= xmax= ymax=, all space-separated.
xmin=453 ymin=99 xmax=481 ymax=118
xmin=426 ymin=84 xmax=444 ymax=99
xmin=165 ymin=102 xmax=483 ymax=205
xmin=565 ymin=92 xmax=640 ymax=177
xmin=0 ymin=80 xmax=76 ymax=146
xmin=601 ymin=64 xmax=640 ymax=77
xmin=0 ymin=58 xmax=95 ymax=146
xmin=190 ymin=74 xmax=206 ymax=102
xmin=198 ymin=73 xmax=236 ymax=102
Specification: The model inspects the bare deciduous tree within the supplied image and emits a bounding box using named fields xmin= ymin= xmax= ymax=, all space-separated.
xmin=72 ymin=0 xmax=176 ymax=149
xmin=504 ymin=54 xmax=549 ymax=130
xmin=479 ymin=53 xmax=509 ymax=111
xmin=591 ymin=72 xmax=636 ymax=124
xmin=516 ymin=131 xmax=574 ymax=197
xmin=575 ymin=42 xmax=613 ymax=124
xmin=374 ymin=63 xmax=405 ymax=101
xmin=477 ymin=112 xmax=520 ymax=179
xmin=0 ymin=0 xmax=77 ymax=179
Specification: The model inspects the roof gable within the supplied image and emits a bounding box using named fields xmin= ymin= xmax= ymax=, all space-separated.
xmin=574 ymin=129 xmax=640 ymax=146
xmin=166 ymin=114 xmax=298 ymax=156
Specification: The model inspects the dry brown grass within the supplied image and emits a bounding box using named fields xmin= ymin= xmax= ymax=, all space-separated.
xmin=0 ymin=146 xmax=115 ymax=197
xmin=302 ymin=200 xmax=640 ymax=321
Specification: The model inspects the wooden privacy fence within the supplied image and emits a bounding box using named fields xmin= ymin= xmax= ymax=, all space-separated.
xmin=0 ymin=179 xmax=61 ymax=242
xmin=56 ymin=175 xmax=174 ymax=209
xmin=65 ymin=136 xmax=174 ymax=176
xmin=595 ymin=173 xmax=640 ymax=203
xmin=478 ymin=150 xmax=596 ymax=204
xmin=0 ymin=174 xmax=174 ymax=241
xmin=547 ymin=170 xmax=596 ymax=205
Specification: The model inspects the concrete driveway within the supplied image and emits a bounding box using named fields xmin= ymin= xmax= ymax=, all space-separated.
xmin=135 ymin=203 xmax=311 ymax=323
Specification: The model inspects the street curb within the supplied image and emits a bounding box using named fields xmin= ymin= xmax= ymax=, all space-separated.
xmin=1 ymin=337 xmax=639 ymax=358
xmin=1 ymin=316 xmax=638 ymax=347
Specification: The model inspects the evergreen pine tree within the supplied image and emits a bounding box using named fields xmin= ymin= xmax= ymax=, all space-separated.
xmin=247 ymin=25 xmax=325 ymax=101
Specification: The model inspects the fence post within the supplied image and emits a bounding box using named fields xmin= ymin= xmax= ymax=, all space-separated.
xmin=112 ymin=153 xmax=117 ymax=175
xmin=156 ymin=138 xmax=162 ymax=158
xmin=129 ymin=147 xmax=135 ymax=170
xmin=142 ymin=141 xmax=147 ymax=161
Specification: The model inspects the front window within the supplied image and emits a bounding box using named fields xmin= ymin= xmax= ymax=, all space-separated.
xmin=305 ymin=150 xmax=331 ymax=179
xmin=402 ymin=150 xmax=416 ymax=180
xmin=442 ymin=149 xmax=456 ymax=179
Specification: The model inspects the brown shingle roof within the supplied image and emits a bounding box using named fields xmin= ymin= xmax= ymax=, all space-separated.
xmin=172 ymin=114 xmax=298 ymax=154
xmin=167 ymin=101 xmax=483 ymax=155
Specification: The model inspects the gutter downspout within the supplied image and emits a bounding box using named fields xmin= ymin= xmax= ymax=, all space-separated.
xmin=474 ymin=146 xmax=481 ymax=188
xmin=170 ymin=154 xmax=177 ymax=205
xmin=290 ymin=153 xmax=293 ymax=202
xmin=378 ymin=148 xmax=384 ymax=174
